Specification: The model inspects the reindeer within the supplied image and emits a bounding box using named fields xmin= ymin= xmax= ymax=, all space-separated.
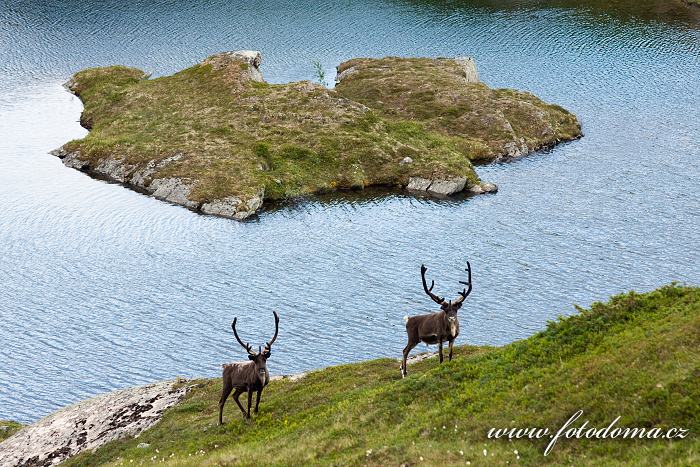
xmin=400 ymin=262 xmax=472 ymax=377
xmin=219 ymin=311 xmax=279 ymax=424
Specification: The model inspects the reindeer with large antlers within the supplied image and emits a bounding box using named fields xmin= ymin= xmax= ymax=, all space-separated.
xmin=219 ymin=311 xmax=279 ymax=424
xmin=400 ymin=262 xmax=472 ymax=377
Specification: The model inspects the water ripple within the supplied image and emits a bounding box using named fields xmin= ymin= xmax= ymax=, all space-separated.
xmin=1 ymin=0 xmax=699 ymax=422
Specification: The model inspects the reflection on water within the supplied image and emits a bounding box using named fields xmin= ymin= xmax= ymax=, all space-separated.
xmin=0 ymin=0 xmax=698 ymax=422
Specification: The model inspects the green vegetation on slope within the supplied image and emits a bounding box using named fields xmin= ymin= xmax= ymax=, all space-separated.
xmin=335 ymin=57 xmax=582 ymax=164
xmin=65 ymin=285 xmax=698 ymax=466
xmin=0 ymin=421 xmax=22 ymax=442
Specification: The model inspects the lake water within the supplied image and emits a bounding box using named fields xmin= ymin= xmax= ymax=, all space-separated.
xmin=1 ymin=0 xmax=698 ymax=422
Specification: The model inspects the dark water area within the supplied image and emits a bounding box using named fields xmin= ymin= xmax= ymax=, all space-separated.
xmin=0 ymin=0 xmax=698 ymax=422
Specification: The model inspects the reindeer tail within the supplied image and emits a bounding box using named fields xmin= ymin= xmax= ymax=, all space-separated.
xmin=403 ymin=315 xmax=409 ymax=324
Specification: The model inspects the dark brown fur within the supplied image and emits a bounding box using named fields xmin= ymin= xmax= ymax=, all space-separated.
xmin=219 ymin=359 xmax=269 ymax=423
xmin=219 ymin=311 xmax=279 ymax=424
xmin=401 ymin=262 xmax=472 ymax=377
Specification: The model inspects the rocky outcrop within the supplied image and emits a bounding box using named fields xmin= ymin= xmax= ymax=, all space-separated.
xmin=200 ymin=188 xmax=265 ymax=220
xmin=407 ymin=177 xmax=497 ymax=197
xmin=0 ymin=380 xmax=190 ymax=467
xmin=149 ymin=178 xmax=198 ymax=210
xmin=202 ymin=50 xmax=264 ymax=83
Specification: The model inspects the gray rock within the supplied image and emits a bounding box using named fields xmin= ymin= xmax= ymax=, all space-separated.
xmin=454 ymin=57 xmax=479 ymax=83
xmin=130 ymin=162 xmax=156 ymax=188
xmin=137 ymin=442 xmax=150 ymax=449
xmin=399 ymin=156 xmax=413 ymax=165
xmin=149 ymin=178 xmax=198 ymax=209
xmin=480 ymin=182 xmax=498 ymax=193
xmin=427 ymin=177 xmax=467 ymax=196
xmin=130 ymin=153 xmax=184 ymax=188
xmin=406 ymin=177 xmax=433 ymax=192
xmin=51 ymin=148 xmax=90 ymax=171
xmin=469 ymin=182 xmax=498 ymax=195
xmin=406 ymin=176 xmax=467 ymax=197
xmin=205 ymin=50 xmax=265 ymax=82
xmin=95 ymin=158 xmax=134 ymax=183
xmin=335 ymin=66 xmax=358 ymax=83
xmin=503 ymin=138 xmax=529 ymax=159
xmin=200 ymin=188 xmax=265 ymax=220
xmin=0 ymin=380 xmax=190 ymax=466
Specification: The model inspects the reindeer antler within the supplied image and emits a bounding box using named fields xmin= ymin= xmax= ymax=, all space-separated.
xmin=231 ymin=318 xmax=255 ymax=355
xmin=263 ymin=311 xmax=280 ymax=356
xmin=421 ymin=264 xmax=445 ymax=305
xmin=453 ymin=261 xmax=472 ymax=304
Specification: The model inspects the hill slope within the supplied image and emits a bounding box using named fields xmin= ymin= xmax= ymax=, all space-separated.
xmin=65 ymin=285 xmax=698 ymax=466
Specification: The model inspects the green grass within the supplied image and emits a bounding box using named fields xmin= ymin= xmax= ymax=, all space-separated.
xmin=335 ymin=57 xmax=582 ymax=164
xmin=64 ymin=284 xmax=698 ymax=466
xmin=0 ymin=421 xmax=22 ymax=442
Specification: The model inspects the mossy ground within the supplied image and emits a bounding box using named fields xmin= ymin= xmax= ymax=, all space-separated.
xmin=63 ymin=285 xmax=698 ymax=466
xmin=62 ymin=55 xmax=483 ymax=207
xmin=0 ymin=421 xmax=22 ymax=442
xmin=335 ymin=57 xmax=582 ymax=164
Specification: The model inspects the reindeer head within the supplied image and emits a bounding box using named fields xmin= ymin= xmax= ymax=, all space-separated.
xmin=420 ymin=262 xmax=472 ymax=321
xmin=231 ymin=311 xmax=280 ymax=383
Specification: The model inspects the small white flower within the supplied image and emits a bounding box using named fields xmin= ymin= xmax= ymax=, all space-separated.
xmin=420 ymin=456 xmax=424 ymax=461
xmin=442 ymin=425 xmax=446 ymax=430
xmin=366 ymin=449 xmax=372 ymax=456
xmin=517 ymin=455 xmax=521 ymax=460
xmin=459 ymin=450 xmax=464 ymax=456
xmin=514 ymin=449 xmax=518 ymax=455
xmin=483 ymin=449 xmax=487 ymax=456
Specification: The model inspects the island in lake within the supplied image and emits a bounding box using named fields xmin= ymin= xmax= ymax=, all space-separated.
xmin=54 ymin=51 xmax=581 ymax=220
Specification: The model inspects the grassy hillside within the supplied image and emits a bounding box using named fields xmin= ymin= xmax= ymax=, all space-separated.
xmin=66 ymin=285 xmax=698 ymax=466
xmin=0 ymin=421 xmax=22 ymax=442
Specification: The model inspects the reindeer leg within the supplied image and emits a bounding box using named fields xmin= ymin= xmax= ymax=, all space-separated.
xmin=439 ymin=339 xmax=444 ymax=363
xmin=246 ymin=389 xmax=253 ymax=418
xmin=402 ymin=339 xmax=418 ymax=378
xmin=218 ymin=380 xmax=233 ymax=425
xmin=254 ymin=388 xmax=262 ymax=414
xmin=233 ymin=388 xmax=247 ymax=418
xmin=448 ymin=339 xmax=454 ymax=361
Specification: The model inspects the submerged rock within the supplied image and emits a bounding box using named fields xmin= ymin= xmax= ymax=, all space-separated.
xmin=0 ymin=380 xmax=190 ymax=466
xmin=54 ymin=51 xmax=580 ymax=219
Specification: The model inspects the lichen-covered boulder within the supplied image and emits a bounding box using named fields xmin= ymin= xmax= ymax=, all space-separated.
xmin=0 ymin=380 xmax=190 ymax=466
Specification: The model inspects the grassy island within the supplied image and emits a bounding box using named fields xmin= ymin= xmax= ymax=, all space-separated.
xmin=49 ymin=284 xmax=697 ymax=466
xmin=55 ymin=51 xmax=581 ymax=219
